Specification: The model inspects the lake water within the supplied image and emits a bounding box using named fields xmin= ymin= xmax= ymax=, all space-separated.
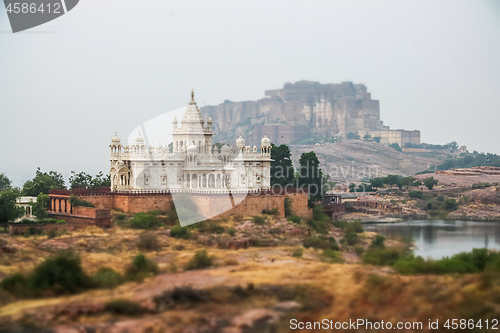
xmin=364 ymin=220 xmax=500 ymax=259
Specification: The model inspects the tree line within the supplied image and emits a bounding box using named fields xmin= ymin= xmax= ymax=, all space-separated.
xmin=0 ymin=169 xmax=110 ymax=230
xmin=270 ymin=144 xmax=335 ymax=208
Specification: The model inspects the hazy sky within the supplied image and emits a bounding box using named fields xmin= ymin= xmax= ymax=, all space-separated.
xmin=1 ymin=0 xmax=499 ymax=187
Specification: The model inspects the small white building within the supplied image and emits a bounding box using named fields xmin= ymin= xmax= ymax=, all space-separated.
xmin=109 ymin=91 xmax=273 ymax=192
xmin=16 ymin=196 xmax=36 ymax=220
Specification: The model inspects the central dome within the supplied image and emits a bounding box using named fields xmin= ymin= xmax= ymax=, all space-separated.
xmin=135 ymin=131 xmax=144 ymax=144
xmin=236 ymin=134 xmax=245 ymax=146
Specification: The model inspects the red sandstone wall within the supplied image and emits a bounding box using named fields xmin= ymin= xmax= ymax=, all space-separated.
xmin=113 ymin=195 xmax=174 ymax=213
xmin=77 ymin=192 xmax=312 ymax=221
xmin=287 ymin=193 xmax=313 ymax=220
xmin=72 ymin=206 xmax=96 ymax=218
xmin=202 ymin=194 xmax=286 ymax=219
xmin=79 ymin=195 xmax=113 ymax=210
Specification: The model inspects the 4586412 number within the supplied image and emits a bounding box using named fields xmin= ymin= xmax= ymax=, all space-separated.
xmin=5 ymin=2 xmax=62 ymax=14
xmin=444 ymin=319 xmax=498 ymax=330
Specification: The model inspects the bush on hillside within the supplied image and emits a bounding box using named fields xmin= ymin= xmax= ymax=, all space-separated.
xmin=186 ymin=250 xmax=214 ymax=270
xmin=130 ymin=212 xmax=161 ymax=229
xmin=138 ymin=231 xmax=160 ymax=251
xmin=126 ymin=254 xmax=159 ymax=282
xmin=170 ymin=225 xmax=190 ymax=239
xmin=93 ymin=267 xmax=124 ymax=289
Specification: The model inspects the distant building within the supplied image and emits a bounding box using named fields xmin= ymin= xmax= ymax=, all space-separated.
xmin=16 ymin=196 xmax=36 ymax=220
xmin=202 ymin=80 xmax=420 ymax=146
xmin=366 ymin=129 xmax=421 ymax=146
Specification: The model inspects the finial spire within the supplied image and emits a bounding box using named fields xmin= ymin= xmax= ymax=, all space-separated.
xmin=191 ymin=89 xmax=194 ymax=101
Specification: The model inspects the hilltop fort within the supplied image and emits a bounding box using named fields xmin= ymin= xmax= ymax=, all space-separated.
xmin=202 ymin=80 xmax=420 ymax=147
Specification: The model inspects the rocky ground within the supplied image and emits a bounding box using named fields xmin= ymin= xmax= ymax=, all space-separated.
xmin=2 ymin=210 xmax=500 ymax=331
xmin=0 ymin=214 xmax=390 ymax=332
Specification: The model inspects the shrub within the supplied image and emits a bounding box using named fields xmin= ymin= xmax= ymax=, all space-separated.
xmin=343 ymin=221 xmax=363 ymax=234
xmin=173 ymin=244 xmax=185 ymax=251
xmin=343 ymin=231 xmax=358 ymax=246
xmin=292 ymin=248 xmax=303 ymax=257
xmin=223 ymin=259 xmax=239 ymax=266
xmin=307 ymin=219 xmax=329 ymax=234
xmin=329 ymin=237 xmax=340 ymax=251
xmin=441 ymin=198 xmax=458 ymax=211
xmin=370 ymin=234 xmax=386 ymax=249
xmin=250 ymin=238 xmax=271 ymax=247
xmin=46 ymin=228 xmax=57 ymax=239
xmin=170 ymin=225 xmax=190 ymax=239
xmin=312 ymin=205 xmax=331 ymax=222
xmin=409 ymin=191 xmax=423 ymax=199
xmin=68 ymin=195 xmax=94 ymax=207
xmin=284 ymin=197 xmax=294 ymax=217
xmin=31 ymin=251 xmax=91 ymax=294
xmin=0 ymin=273 xmax=30 ymax=297
xmin=197 ymin=220 xmax=224 ymax=234
xmin=130 ymin=212 xmax=160 ymax=229
xmin=115 ymin=214 xmax=126 ymax=221
xmin=252 ymin=215 xmax=266 ymax=225
xmin=227 ymin=228 xmax=236 ymax=237
xmin=93 ymin=267 xmax=123 ymax=289
xmin=126 ymin=254 xmax=159 ymax=282
xmin=186 ymin=250 xmax=214 ymax=270
xmin=322 ymin=249 xmax=344 ymax=263
xmin=105 ymin=299 xmax=145 ymax=316
xmin=262 ymin=208 xmax=280 ymax=216
xmin=56 ymin=220 xmax=66 ymax=224
xmin=288 ymin=215 xmax=301 ymax=224
xmin=354 ymin=246 xmax=365 ymax=256
xmin=303 ymin=236 xmax=338 ymax=249
xmin=138 ymin=231 xmax=160 ymax=251
xmin=363 ymin=247 xmax=403 ymax=266
xmin=26 ymin=226 xmax=44 ymax=236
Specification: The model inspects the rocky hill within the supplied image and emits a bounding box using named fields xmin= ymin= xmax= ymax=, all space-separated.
xmin=290 ymin=140 xmax=440 ymax=184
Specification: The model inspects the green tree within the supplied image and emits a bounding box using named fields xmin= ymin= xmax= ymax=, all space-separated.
xmin=396 ymin=176 xmax=416 ymax=189
xmin=424 ymin=177 xmax=439 ymax=190
xmin=370 ymin=177 xmax=384 ymax=189
xmin=363 ymin=134 xmax=371 ymax=141
xmin=0 ymin=173 xmax=11 ymax=191
xmin=373 ymin=137 xmax=381 ymax=143
xmin=22 ymin=168 xmax=65 ymax=196
xmin=30 ymin=193 xmax=50 ymax=220
xmin=347 ymin=132 xmax=360 ymax=140
xmin=69 ymin=171 xmax=111 ymax=189
xmin=0 ymin=189 xmax=23 ymax=231
xmin=270 ymin=144 xmax=294 ymax=187
xmin=383 ymin=174 xmax=401 ymax=189
xmin=389 ymin=143 xmax=402 ymax=152
xmin=298 ymin=151 xmax=324 ymax=207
